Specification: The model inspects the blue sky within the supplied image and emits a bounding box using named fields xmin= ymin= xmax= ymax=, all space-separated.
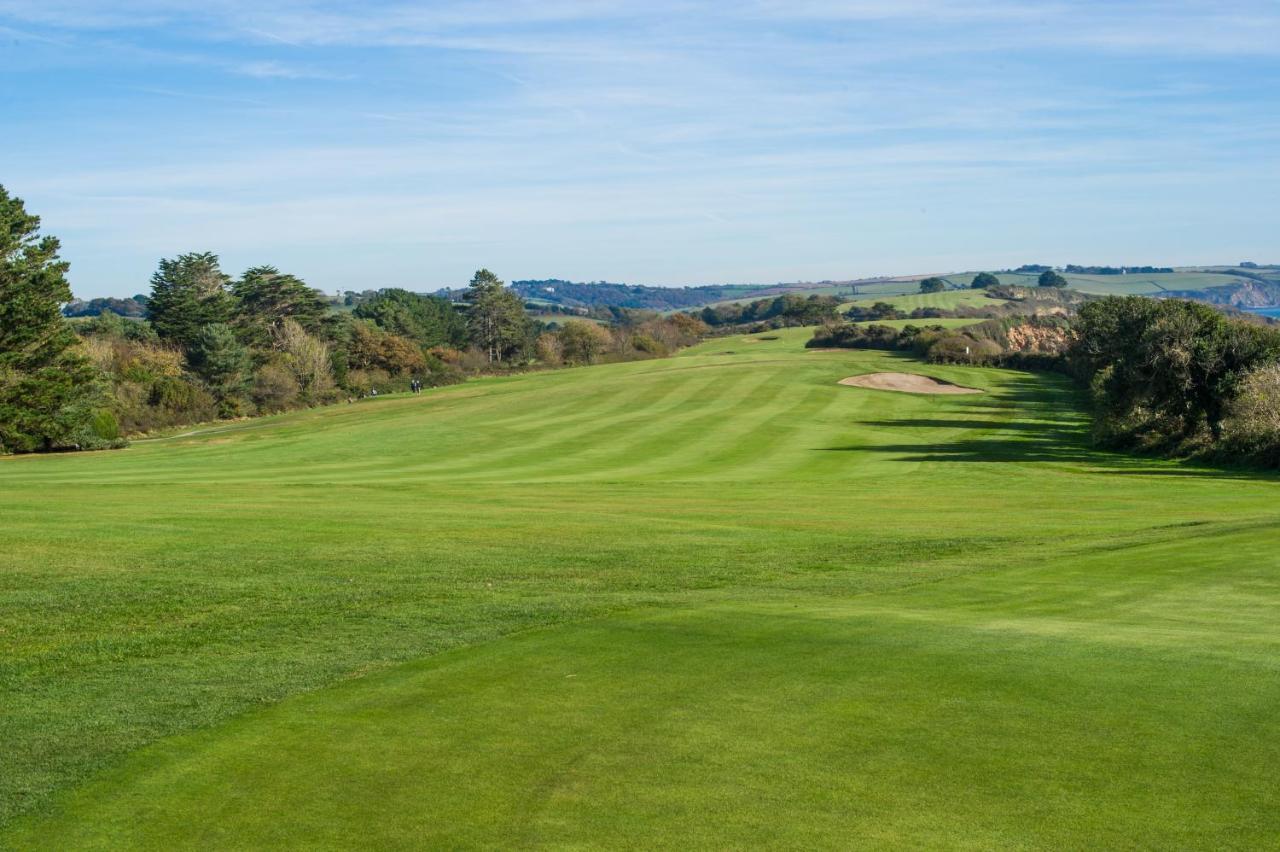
xmin=2 ymin=1 xmax=1278 ymax=298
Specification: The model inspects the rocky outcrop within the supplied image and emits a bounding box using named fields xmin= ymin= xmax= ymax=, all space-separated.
xmin=1160 ymin=279 xmax=1280 ymax=308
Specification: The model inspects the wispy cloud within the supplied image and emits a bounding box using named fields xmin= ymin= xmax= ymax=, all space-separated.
xmin=231 ymin=59 xmax=347 ymax=80
xmin=2 ymin=0 xmax=1278 ymax=294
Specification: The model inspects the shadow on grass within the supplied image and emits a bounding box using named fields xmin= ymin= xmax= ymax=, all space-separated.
xmin=822 ymin=371 xmax=1280 ymax=482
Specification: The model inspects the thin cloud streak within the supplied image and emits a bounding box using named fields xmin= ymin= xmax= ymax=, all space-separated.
xmin=1 ymin=0 xmax=1277 ymax=294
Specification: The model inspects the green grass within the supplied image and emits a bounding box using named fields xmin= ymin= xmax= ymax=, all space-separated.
xmin=4 ymin=330 xmax=1280 ymax=848
xmin=700 ymin=269 xmax=1258 ymax=314
xmin=843 ymin=288 xmax=1006 ymax=312
xmin=995 ymin=270 xmax=1252 ymax=296
xmin=692 ymin=280 xmax=915 ymax=312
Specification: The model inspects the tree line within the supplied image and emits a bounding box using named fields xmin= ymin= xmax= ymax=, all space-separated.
xmin=696 ymin=294 xmax=842 ymax=330
xmin=62 ymin=294 xmax=149 ymax=317
xmin=0 ymin=187 xmax=710 ymax=453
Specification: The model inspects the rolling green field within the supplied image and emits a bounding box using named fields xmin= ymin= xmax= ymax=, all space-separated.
xmin=4 ymin=327 xmax=1280 ymax=848
xmin=684 ymin=269 xmax=1260 ymax=316
xmin=843 ymin=289 xmax=1005 ymax=312
xmin=994 ymin=270 xmax=1252 ymax=296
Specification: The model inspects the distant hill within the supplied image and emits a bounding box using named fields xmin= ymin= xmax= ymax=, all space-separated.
xmin=508 ymin=280 xmax=770 ymax=312
xmin=72 ymin=264 xmax=1280 ymax=321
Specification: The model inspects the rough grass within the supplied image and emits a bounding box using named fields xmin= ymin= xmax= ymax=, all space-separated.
xmin=3 ymin=328 xmax=1280 ymax=847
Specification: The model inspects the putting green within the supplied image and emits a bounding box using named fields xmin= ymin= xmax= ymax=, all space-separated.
xmin=3 ymin=327 xmax=1279 ymax=847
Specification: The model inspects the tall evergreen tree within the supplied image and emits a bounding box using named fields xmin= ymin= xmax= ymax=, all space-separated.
xmin=188 ymin=323 xmax=251 ymax=414
xmin=147 ymin=252 xmax=233 ymax=349
xmin=354 ymin=288 xmax=468 ymax=349
xmin=0 ymin=185 xmax=105 ymax=453
xmin=232 ymin=265 xmax=329 ymax=348
xmin=465 ymin=269 xmax=529 ymax=363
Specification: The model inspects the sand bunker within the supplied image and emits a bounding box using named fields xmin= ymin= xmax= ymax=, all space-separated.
xmin=838 ymin=372 xmax=983 ymax=395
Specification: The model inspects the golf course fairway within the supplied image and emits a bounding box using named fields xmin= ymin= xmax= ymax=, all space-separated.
xmin=3 ymin=328 xmax=1279 ymax=848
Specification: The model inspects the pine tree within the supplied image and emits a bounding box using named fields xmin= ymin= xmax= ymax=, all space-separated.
xmin=188 ymin=323 xmax=251 ymax=415
xmin=0 ymin=186 xmax=105 ymax=453
xmin=147 ymin=252 xmax=233 ymax=349
xmin=232 ymin=265 xmax=329 ymax=348
xmin=465 ymin=269 xmax=528 ymax=363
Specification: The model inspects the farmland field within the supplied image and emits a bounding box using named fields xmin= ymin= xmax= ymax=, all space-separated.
xmin=3 ymin=327 xmax=1280 ymax=848
xmin=994 ymin=270 xmax=1253 ymax=296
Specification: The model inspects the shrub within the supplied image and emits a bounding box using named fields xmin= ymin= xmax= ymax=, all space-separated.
xmin=90 ymin=409 xmax=121 ymax=442
xmin=347 ymin=321 xmax=427 ymax=377
xmin=844 ymin=302 xmax=903 ymax=322
xmin=558 ymin=320 xmax=613 ymax=364
xmin=344 ymin=368 xmax=392 ymax=395
xmin=534 ymin=332 xmax=564 ymax=366
xmin=630 ymin=332 xmax=666 ymax=356
xmin=274 ymin=319 xmax=334 ymax=402
xmin=1221 ymin=363 xmax=1280 ymax=466
xmin=925 ymin=335 xmax=1001 ymax=364
xmin=252 ymin=358 xmax=302 ymax=413
xmin=807 ymin=322 xmax=905 ymax=350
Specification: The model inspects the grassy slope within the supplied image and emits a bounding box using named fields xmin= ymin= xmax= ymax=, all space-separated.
xmin=3 ymin=326 xmax=1280 ymax=847
xmin=843 ymin=289 xmax=1004 ymax=312
xmin=995 ymin=270 xmax=1252 ymax=296
xmin=694 ymin=270 xmax=1254 ymax=314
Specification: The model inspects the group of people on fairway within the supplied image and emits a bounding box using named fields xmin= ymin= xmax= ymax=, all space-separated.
xmin=348 ymin=380 xmax=423 ymax=404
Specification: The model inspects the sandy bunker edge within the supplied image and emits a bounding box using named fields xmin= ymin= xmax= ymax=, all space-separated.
xmin=838 ymin=372 xmax=984 ymax=395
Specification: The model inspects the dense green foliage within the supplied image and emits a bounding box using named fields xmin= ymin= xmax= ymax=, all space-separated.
xmin=146 ymin=253 xmax=234 ymax=349
xmin=809 ymin=319 xmax=1040 ymax=365
xmin=230 ymin=266 xmax=330 ymax=348
xmin=918 ymin=276 xmax=947 ymax=294
xmin=465 ymin=269 xmax=533 ymax=363
xmin=3 ymin=332 xmax=1280 ymax=846
xmin=187 ymin=323 xmax=252 ymax=415
xmin=1038 ymin=269 xmax=1069 ymax=288
xmin=1074 ymin=296 xmax=1280 ymax=451
xmin=66 ymin=259 xmax=710 ymax=439
xmin=843 ymin=300 xmax=906 ymax=321
xmin=971 ymin=271 xmax=999 ymax=289
xmin=697 ymin=293 xmax=840 ymax=329
xmin=0 ymin=186 xmax=110 ymax=453
xmin=352 ymin=288 xmax=467 ymax=350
